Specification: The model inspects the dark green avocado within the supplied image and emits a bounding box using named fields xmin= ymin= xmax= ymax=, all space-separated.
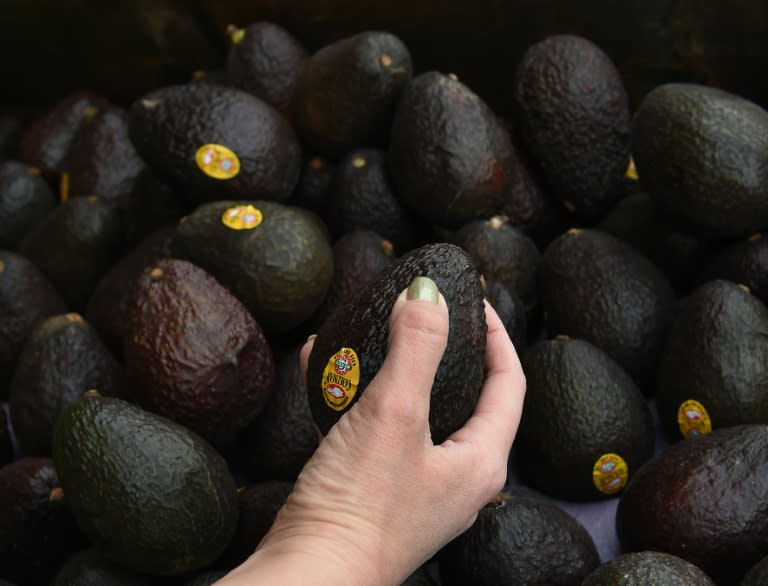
xmin=286 ymin=155 xmax=335 ymax=215
xmin=516 ymin=337 xmax=654 ymax=501
xmin=293 ymin=30 xmax=412 ymax=155
xmin=54 ymin=548 xmax=159 ymax=586
xmin=438 ymin=491 xmax=599 ymax=585
xmin=696 ymin=233 xmax=768 ymax=306
xmin=616 ymin=424 xmax=768 ymax=584
xmin=656 ymin=280 xmax=768 ymax=440
xmin=326 ymin=148 xmax=419 ymax=254
xmin=124 ymin=258 xmax=276 ymax=439
xmin=632 ymin=83 xmax=768 ymax=238
xmin=499 ymin=140 xmax=546 ymax=235
xmin=170 ymin=200 xmax=333 ymax=333
xmin=307 ymin=242 xmax=486 ymax=443
xmin=0 ymin=457 xmax=89 ymax=585
xmin=129 ymin=83 xmax=302 ymax=204
xmin=538 ymin=228 xmax=678 ymax=391
xmin=742 ymin=555 xmax=768 ymax=586
xmin=482 ymin=280 xmax=527 ymax=353
xmin=582 ymin=551 xmax=715 ymax=585
xmin=240 ymin=345 xmax=319 ymax=482
xmin=19 ymin=195 xmax=124 ymax=311
xmin=0 ymin=161 xmax=57 ymax=250
xmin=9 ymin=312 xmax=124 ymax=456
xmin=52 ymin=392 xmax=239 ymax=576
xmin=0 ymin=250 xmax=67 ymax=394
xmin=389 ymin=71 xmax=518 ymax=228
xmin=512 ymin=34 xmax=631 ymax=219
xmin=225 ymin=21 xmax=308 ymax=117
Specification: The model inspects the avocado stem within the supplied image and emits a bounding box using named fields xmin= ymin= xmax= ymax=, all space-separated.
xmin=49 ymin=487 xmax=64 ymax=502
xmin=379 ymin=54 xmax=393 ymax=67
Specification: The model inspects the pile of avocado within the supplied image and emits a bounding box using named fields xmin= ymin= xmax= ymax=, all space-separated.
xmin=1 ymin=16 xmax=768 ymax=586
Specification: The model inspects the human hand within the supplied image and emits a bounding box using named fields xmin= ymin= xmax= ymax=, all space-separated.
xmin=217 ymin=276 xmax=526 ymax=585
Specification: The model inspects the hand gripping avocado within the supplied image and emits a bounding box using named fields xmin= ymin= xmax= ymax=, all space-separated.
xmin=306 ymin=242 xmax=486 ymax=443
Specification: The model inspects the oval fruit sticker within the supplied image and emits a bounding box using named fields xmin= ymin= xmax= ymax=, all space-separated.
xmin=221 ymin=205 xmax=263 ymax=230
xmin=196 ymin=144 xmax=241 ymax=179
xmin=677 ymin=399 xmax=712 ymax=439
xmin=322 ymin=348 xmax=360 ymax=412
xmin=592 ymin=453 xmax=629 ymax=495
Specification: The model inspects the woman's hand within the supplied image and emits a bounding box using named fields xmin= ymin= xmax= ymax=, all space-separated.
xmin=218 ymin=276 xmax=526 ymax=585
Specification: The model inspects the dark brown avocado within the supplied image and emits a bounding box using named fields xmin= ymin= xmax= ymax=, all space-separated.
xmin=225 ymin=21 xmax=308 ymax=117
xmin=129 ymin=83 xmax=302 ymax=204
xmin=389 ymin=71 xmax=519 ymax=229
xmin=0 ymin=457 xmax=88 ymax=585
xmin=307 ymin=242 xmax=486 ymax=443
xmin=696 ymin=233 xmax=768 ymax=306
xmin=0 ymin=161 xmax=57 ymax=250
xmin=582 ymin=551 xmax=715 ymax=585
xmin=293 ymin=30 xmax=412 ymax=156
xmin=616 ymin=424 xmax=768 ymax=585
xmin=655 ymin=280 xmax=768 ymax=440
xmin=538 ymin=228 xmax=678 ymax=391
xmin=742 ymin=555 xmax=768 ymax=586
xmin=286 ymin=155 xmax=335 ymax=215
xmin=9 ymin=313 xmax=124 ymax=456
xmin=512 ymin=34 xmax=631 ymax=219
xmin=483 ymin=280 xmax=527 ymax=353
xmin=0 ymin=251 xmax=67 ymax=394
xmin=124 ymin=258 xmax=276 ymax=440
xmin=18 ymin=195 xmax=124 ymax=311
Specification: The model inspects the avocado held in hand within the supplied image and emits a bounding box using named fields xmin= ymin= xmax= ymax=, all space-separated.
xmin=128 ymin=83 xmax=302 ymax=204
xmin=124 ymin=258 xmax=276 ymax=439
xmin=306 ymin=242 xmax=486 ymax=443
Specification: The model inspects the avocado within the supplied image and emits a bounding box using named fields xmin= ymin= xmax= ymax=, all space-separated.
xmin=516 ymin=337 xmax=654 ymax=501
xmin=0 ymin=161 xmax=57 ymax=250
xmin=499 ymin=140 xmax=546 ymax=236
xmin=54 ymin=548 xmax=159 ymax=586
xmin=389 ymin=71 xmax=518 ymax=229
xmin=0 ymin=250 xmax=67 ymax=394
xmin=293 ymin=30 xmax=412 ymax=156
xmin=240 ymin=345 xmax=319 ymax=482
xmin=538 ymin=228 xmax=678 ymax=391
xmin=183 ymin=570 xmax=229 ymax=586
xmin=217 ymin=480 xmax=293 ymax=569
xmin=128 ymin=83 xmax=302 ymax=204
xmin=616 ymin=424 xmax=768 ymax=584
xmin=19 ymin=195 xmax=124 ymax=311
xmin=326 ymin=148 xmax=420 ymax=254
xmin=742 ymin=555 xmax=768 ymax=586
xmin=19 ymin=91 xmax=106 ymax=173
xmin=0 ymin=408 xmax=11 ymax=467
xmin=512 ymin=34 xmax=631 ymax=219
xmin=66 ymin=104 xmax=146 ymax=205
xmin=170 ymin=200 xmax=333 ymax=333
xmin=124 ymin=258 xmax=276 ymax=440
xmin=0 ymin=457 xmax=88 ymax=585
xmin=452 ymin=215 xmax=541 ymax=321
xmin=482 ymin=280 xmax=527 ymax=353
xmin=52 ymin=392 xmax=239 ymax=576
xmin=311 ymin=229 xmax=396 ymax=328
xmin=307 ymin=242 xmax=486 ymax=443
xmin=437 ymin=491 xmax=599 ymax=585
xmin=598 ymin=191 xmax=716 ymax=292
xmin=225 ymin=21 xmax=308 ymax=117
xmin=286 ymin=155 xmax=335 ymax=215
xmin=189 ymin=68 xmax=229 ymax=87
xmin=85 ymin=226 xmax=174 ymax=357
xmin=122 ymin=170 xmax=192 ymax=247
xmin=9 ymin=313 xmax=124 ymax=456
xmin=582 ymin=551 xmax=715 ymax=585
xmin=632 ymin=83 xmax=768 ymax=238
xmin=697 ymin=233 xmax=768 ymax=306
xmin=656 ymin=280 xmax=768 ymax=440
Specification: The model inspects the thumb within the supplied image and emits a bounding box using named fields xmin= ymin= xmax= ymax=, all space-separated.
xmin=367 ymin=276 xmax=449 ymax=423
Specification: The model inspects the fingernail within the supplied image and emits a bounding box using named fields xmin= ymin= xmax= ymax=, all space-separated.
xmin=406 ymin=276 xmax=439 ymax=304
xmin=306 ymin=333 xmax=317 ymax=343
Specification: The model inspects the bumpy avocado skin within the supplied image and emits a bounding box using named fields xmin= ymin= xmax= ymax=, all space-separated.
xmin=306 ymin=242 xmax=486 ymax=443
xmin=582 ymin=551 xmax=715 ymax=585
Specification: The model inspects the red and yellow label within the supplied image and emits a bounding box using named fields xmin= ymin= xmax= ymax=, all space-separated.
xmin=196 ymin=144 xmax=241 ymax=179
xmin=322 ymin=348 xmax=360 ymax=412
xmin=592 ymin=453 xmax=629 ymax=495
xmin=677 ymin=399 xmax=712 ymax=439
xmin=221 ymin=205 xmax=263 ymax=230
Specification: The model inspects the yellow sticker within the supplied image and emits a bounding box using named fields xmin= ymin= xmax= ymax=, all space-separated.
xmin=592 ymin=453 xmax=629 ymax=495
xmin=626 ymin=157 xmax=639 ymax=180
xmin=677 ymin=399 xmax=712 ymax=439
xmin=321 ymin=348 xmax=360 ymax=412
xmin=195 ymin=144 xmax=241 ymax=180
xmin=221 ymin=205 xmax=263 ymax=230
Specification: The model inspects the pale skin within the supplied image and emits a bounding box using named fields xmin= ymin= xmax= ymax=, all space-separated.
xmin=216 ymin=279 xmax=526 ymax=585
